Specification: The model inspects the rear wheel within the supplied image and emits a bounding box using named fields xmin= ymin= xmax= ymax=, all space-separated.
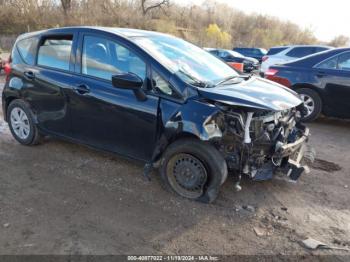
xmin=296 ymin=88 xmax=322 ymax=122
xmin=160 ymin=138 xmax=227 ymax=203
xmin=7 ymin=99 xmax=42 ymax=145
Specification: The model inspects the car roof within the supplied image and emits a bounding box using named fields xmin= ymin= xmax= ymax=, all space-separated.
xmin=269 ymin=45 xmax=332 ymax=49
xmin=275 ymin=47 xmax=350 ymax=68
xmin=234 ymin=47 xmax=260 ymax=49
xmin=17 ymin=26 xmax=170 ymax=41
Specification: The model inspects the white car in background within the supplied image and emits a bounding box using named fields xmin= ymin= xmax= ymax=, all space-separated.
xmin=261 ymin=45 xmax=333 ymax=74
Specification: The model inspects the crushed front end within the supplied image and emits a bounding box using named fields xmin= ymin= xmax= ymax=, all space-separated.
xmin=213 ymin=103 xmax=312 ymax=188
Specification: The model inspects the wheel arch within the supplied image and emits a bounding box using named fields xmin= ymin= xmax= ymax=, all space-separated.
xmin=3 ymin=96 xmax=19 ymax=122
xmin=159 ymin=136 xmax=228 ymax=203
xmin=4 ymin=97 xmax=39 ymax=124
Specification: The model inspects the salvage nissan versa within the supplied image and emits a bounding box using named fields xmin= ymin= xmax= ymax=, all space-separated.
xmin=2 ymin=27 xmax=312 ymax=203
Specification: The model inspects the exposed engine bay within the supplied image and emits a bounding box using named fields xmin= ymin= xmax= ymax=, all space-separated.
xmin=212 ymin=103 xmax=312 ymax=189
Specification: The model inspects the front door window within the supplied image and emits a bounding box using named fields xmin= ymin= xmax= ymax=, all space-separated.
xmin=82 ymin=35 xmax=146 ymax=81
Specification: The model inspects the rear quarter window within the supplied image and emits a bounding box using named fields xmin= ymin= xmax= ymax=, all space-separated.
xmin=16 ymin=37 xmax=39 ymax=65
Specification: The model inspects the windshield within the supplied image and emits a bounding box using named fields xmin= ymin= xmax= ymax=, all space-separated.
xmin=133 ymin=35 xmax=238 ymax=87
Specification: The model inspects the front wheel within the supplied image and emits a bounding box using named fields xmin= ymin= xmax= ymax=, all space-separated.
xmin=159 ymin=138 xmax=228 ymax=203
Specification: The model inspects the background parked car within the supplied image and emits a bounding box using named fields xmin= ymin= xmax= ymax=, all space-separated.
xmin=233 ymin=47 xmax=267 ymax=63
xmin=261 ymin=45 xmax=333 ymax=74
xmin=205 ymin=48 xmax=259 ymax=73
xmin=265 ymin=48 xmax=350 ymax=121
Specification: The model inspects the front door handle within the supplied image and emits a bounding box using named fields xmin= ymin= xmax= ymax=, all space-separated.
xmin=24 ymin=71 xmax=35 ymax=80
xmin=74 ymin=84 xmax=90 ymax=95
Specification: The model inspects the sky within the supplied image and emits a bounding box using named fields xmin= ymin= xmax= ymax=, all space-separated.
xmin=177 ymin=0 xmax=349 ymax=42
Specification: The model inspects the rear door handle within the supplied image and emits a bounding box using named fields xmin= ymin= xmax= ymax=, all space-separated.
xmin=24 ymin=71 xmax=35 ymax=80
xmin=316 ymin=71 xmax=327 ymax=77
xmin=74 ymin=84 xmax=90 ymax=95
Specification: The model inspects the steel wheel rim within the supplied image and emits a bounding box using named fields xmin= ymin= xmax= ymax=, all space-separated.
xmin=300 ymin=94 xmax=315 ymax=117
xmin=166 ymin=153 xmax=207 ymax=199
xmin=10 ymin=107 xmax=30 ymax=140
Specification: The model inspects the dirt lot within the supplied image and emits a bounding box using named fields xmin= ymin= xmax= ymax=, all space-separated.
xmin=0 ymin=73 xmax=349 ymax=257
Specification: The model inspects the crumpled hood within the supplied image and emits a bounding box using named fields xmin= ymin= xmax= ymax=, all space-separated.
xmin=198 ymin=76 xmax=302 ymax=111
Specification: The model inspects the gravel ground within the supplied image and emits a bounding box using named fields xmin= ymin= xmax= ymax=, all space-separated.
xmin=0 ymin=74 xmax=349 ymax=257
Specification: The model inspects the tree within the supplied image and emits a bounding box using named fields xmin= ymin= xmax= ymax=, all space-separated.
xmin=329 ymin=35 xmax=350 ymax=47
xmin=60 ymin=0 xmax=72 ymax=25
xmin=61 ymin=0 xmax=72 ymax=15
xmin=141 ymin=0 xmax=169 ymax=16
xmin=206 ymin=23 xmax=232 ymax=48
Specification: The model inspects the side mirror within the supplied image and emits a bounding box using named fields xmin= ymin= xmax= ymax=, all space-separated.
xmin=112 ymin=72 xmax=147 ymax=101
xmin=112 ymin=72 xmax=143 ymax=90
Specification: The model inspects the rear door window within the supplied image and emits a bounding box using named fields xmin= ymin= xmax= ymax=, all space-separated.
xmin=37 ymin=36 xmax=73 ymax=71
xmin=317 ymin=56 xmax=338 ymax=70
xmin=286 ymin=47 xmax=315 ymax=58
xmin=16 ymin=37 xmax=39 ymax=65
xmin=267 ymin=47 xmax=288 ymax=55
xmin=316 ymin=52 xmax=350 ymax=71
xmin=337 ymin=52 xmax=350 ymax=71
xmin=81 ymin=35 xmax=146 ymax=81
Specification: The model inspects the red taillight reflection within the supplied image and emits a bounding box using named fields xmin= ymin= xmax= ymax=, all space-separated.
xmin=265 ymin=68 xmax=291 ymax=87
xmin=4 ymin=56 xmax=11 ymax=81
xmin=4 ymin=62 xmax=11 ymax=75
xmin=262 ymin=56 xmax=269 ymax=62
xmin=265 ymin=68 xmax=278 ymax=76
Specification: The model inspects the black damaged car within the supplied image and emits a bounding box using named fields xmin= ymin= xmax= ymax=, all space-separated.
xmin=2 ymin=27 xmax=311 ymax=203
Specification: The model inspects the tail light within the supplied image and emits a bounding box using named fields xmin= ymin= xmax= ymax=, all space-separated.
xmin=265 ymin=68 xmax=278 ymax=76
xmin=265 ymin=68 xmax=291 ymax=87
xmin=4 ymin=56 xmax=12 ymax=81
xmin=262 ymin=56 xmax=269 ymax=62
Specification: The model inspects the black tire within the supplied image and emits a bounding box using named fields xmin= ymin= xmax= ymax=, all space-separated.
xmin=7 ymin=99 xmax=42 ymax=145
xmin=296 ymin=88 xmax=322 ymax=122
xmin=159 ymin=138 xmax=228 ymax=203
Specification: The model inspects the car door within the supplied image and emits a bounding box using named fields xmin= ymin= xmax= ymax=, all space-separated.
xmin=67 ymin=33 xmax=159 ymax=161
xmin=20 ymin=33 xmax=77 ymax=136
xmin=314 ymin=51 xmax=350 ymax=117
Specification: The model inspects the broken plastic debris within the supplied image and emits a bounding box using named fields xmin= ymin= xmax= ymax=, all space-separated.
xmin=301 ymin=238 xmax=350 ymax=251
xmin=253 ymin=226 xmax=273 ymax=237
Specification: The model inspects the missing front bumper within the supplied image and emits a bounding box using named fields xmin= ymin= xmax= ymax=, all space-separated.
xmin=253 ymin=127 xmax=311 ymax=182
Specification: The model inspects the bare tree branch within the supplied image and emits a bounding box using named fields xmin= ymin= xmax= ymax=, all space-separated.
xmin=141 ymin=0 xmax=169 ymax=16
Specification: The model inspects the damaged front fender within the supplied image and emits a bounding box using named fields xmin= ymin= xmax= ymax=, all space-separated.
xmin=151 ymin=99 xmax=225 ymax=162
